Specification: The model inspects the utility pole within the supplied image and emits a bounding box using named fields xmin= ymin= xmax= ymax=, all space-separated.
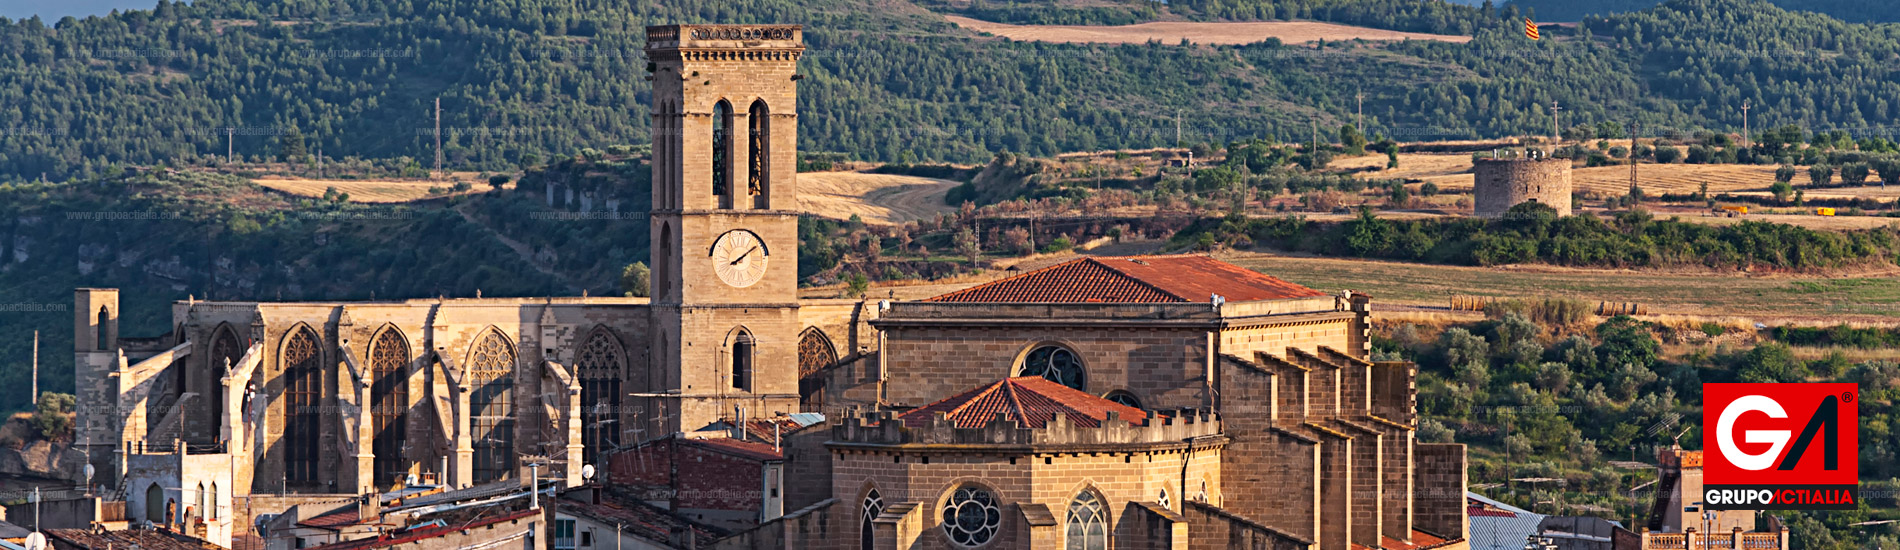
xmin=317 ymin=146 xmax=323 ymax=178
xmin=434 ymin=97 xmax=444 ymax=180
xmin=31 ymin=330 xmax=37 ymax=405
xmin=1311 ymin=118 xmax=1320 ymax=154
xmin=1741 ymin=98 xmax=1753 ymax=150
xmin=1551 ymin=101 xmax=1563 ymax=142
xmin=1355 ymin=89 xmax=1365 ymax=133
xmin=226 ymin=127 xmax=235 ymax=163
xmin=1630 ymin=120 xmax=1640 ymax=199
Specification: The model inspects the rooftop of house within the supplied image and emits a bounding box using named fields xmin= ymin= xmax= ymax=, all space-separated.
xmin=900 ymin=376 xmax=1151 ymax=429
xmin=926 ymin=254 xmax=1326 ymax=304
xmin=46 ymin=528 xmax=225 ymax=550
xmin=307 ymin=508 xmax=539 ymax=550
xmin=556 ymin=488 xmax=729 ymax=544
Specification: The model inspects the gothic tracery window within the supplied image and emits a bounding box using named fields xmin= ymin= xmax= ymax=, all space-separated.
xmin=282 ymin=327 xmax=322 ymax=486
xmin=370 ymin=328 xmax=410 ymax=486
xmin=942 ymin=486 xmax=1000 ymax=547
xmin=797 ymin=328 xmax=837 ymax=380
xmin=860 ymin=489 xmax=883 ymax=550
xmin=577 ymin=329 xmax=625 ymax=456
xmin=1066 ymin=491 xmax=1108 ymax=550
xmin=1103 ymin=390 xmax=1142 ymax=409
xmin=469 ymin=330 xmax=517 ymax=483
xmin=1019 ymin=344 xmax=1084 ymax=391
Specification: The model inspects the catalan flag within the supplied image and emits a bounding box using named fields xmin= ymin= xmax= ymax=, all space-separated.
xmin=1524 ymin=17 xmax=1541 ymax=40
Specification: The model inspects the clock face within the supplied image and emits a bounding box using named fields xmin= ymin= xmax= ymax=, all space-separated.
xmin=710 ymin=230 xmax=769 ymax=288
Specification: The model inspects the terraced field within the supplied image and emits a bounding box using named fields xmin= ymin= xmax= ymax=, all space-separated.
xmin=253 ymin=174 xmax=497 ymax=202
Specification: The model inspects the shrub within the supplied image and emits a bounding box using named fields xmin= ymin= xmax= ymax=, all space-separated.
xmin=33 ymin=393 xmax=75 ymax=441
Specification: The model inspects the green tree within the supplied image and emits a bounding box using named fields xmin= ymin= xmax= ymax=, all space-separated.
xmin=1874 ymin=157 xmax=1900 ymax=188
xmin=1841 ymin=162 xmax=1871 ymax=186
xmin=619 ymin=262 xmax=650 ymax=297
xmin=1737 ymin=342 xmax=1807 ymax=383
xmin=1769 ymin=180 xmax=1793 ymax=203
xmin=843 ymin=272 xmax=870 ymax=298
xmin=1345 ymin=206 xmax=1393 ymax=256
xmin=1775 ymin=165 xmax=1798 ymax=183
xmin=33 ymin=392 xmax=75 ymax=440
xmin=1653 ymin=146 xmax=1682 ymax=163
xmin=279 ymin=126 xmax=307 ymax=162
xmin=488 ymin=174 xmax=512 ymax=188
xmin=956 ymin=228 xmax=981 ymax=265
xmin=1386 ymin=149 xmax=1400 ymax=169
xmin=1340 ymin=124 xmax=1368 ymax=155
xmin=1807 ymin=164 xmax=1834 ymax=187
xmin=1594 ymin=315 xmax=1659 ymax=372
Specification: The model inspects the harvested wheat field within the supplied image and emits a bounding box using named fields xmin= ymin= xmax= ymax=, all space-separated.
xmin=1649 ymin=208 xmax=1900 ymax=231
xmin=1214 ymin=251 xmax=1900 ymax=323
xmin=944 ymin=15 xmax=1471 ymax=45
xmin=254 ymin=175 xmax=495 ymax=203
xmin=798 ymin=171 xmax=960 ymax=224
xmin=1337 ymin=152 xmax=1474 ymax=184
xmin=1572 ymin=164 xmax=1780 ymax=196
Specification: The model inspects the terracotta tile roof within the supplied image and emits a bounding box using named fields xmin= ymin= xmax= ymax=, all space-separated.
xmin=899 ymin=377 xmax=1149 ymax=429
xmin=680 ymin=436 xmax=785 ymax=462
xmin=926 ymin=254 xmax=1326 ymax=303
xmin=557 ymin=489 xmax=729 ymax=544
xmin=46 ymin=528 xmax=225 ymax=550
xmin=299 ymin=508 xmax=364 ymax=529
xmin=308 ymin=509 xmax=539 ymax=550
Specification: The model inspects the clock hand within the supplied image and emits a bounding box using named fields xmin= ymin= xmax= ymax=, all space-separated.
xmin=730 ymin=246 xmax=759 ymax=265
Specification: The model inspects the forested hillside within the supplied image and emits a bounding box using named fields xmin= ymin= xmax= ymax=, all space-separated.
xmin=1501 ymin=0 xmax=1900 ymax=24
xmin=3 ymin=0 xmax=1900 ymax=181
xmin=0 ymin=166 xmax=647 ymax=411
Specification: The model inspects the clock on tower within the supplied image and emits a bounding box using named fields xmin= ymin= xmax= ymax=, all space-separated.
xmin=642 ymin=24 xmax=805 ymax=435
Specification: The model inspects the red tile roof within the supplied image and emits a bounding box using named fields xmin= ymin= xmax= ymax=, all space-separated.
xmin=299 ymin=508 xmax=364 ymax=529
xmin=926 ymin=255 xmax=1326 ymax=303
xmin=681 ymin=436 xmax=785 ymax=462
xmin=899 ymin=377 xmax=1149 ymax=429
xmin=309 ymin=509 xmax=539 ymax=550
xmin=557 ymin=489 xmax=729 ymax=544
xmin=47 ymin=528 xmax=225 ymax=550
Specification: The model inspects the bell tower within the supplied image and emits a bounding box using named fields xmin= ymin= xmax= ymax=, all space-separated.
xmin=644 ymin=24 xmax=804 ymax=435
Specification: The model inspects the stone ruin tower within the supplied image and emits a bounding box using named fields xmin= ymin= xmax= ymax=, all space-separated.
xmin=1473 ymin=157 xmax=1572 ymax=217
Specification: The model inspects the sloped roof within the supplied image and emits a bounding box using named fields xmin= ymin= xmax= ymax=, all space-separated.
xmin=682 ymin=436 xmax=785 ymax=462
xmin=557 ymin=489 xmax=729 ymax=545
xmin=1466 ymin=492 xmax=1547 ymax=550
xmin=299 ymin=508 xmax=364 ymax=529
xmin=926 ymin=255 xmax=1326 ymax=303
xmin=899 ymin=377 xmax=1149 ymax=429
xmin=46 ymin=528 xmax=225 ymax=550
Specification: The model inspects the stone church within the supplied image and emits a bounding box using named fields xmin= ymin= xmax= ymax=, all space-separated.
xmin=71 ymin=24 xmax=1469 ymax=550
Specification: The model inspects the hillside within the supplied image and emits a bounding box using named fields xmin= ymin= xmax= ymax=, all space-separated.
xmin=3 ymin=0 xmax=1900 ymax=182
xmin=1502 ymin=0 xmax=1900 ymax=23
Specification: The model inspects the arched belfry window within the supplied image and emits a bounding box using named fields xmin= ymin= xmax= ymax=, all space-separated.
xmin=369 ymin=328 xmax=411 ymax=486
xmin=747 ymin=100 xmax=769 ymax=208
xmin=1018 ymin=344 xmax=1084 ymax=391
xmin=469 ymin=330 xmax=517 ymax=483
xmin=1066 ymin=490 xmax=1109 ymax=550
xmin=577 ymin=329 xmax=625 ymax=456
xmin=712 ymin=100 xmax=733 ymax=207
xmin=860 ymin=488 xmax=884 ymax=550
xmin=730 ymin=329 xmax=754 ymax=391
xmin=97 ymin=306 xmax=110 ymax=350
xmin=282 ymin=326 xmax=322 ymax=486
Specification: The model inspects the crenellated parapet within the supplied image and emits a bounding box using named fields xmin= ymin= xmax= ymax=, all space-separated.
xmin=831 ymin=407 xmax=1222 ymax=449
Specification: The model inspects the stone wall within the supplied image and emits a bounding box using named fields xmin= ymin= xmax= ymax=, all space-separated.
xmin=1473 ymin=157 xmax=1573 ymax=217
xmin=1184 ymin=500 xmax=1315 ymax=550
xmin=1414 ymin=443 xmax=1468 ymax=541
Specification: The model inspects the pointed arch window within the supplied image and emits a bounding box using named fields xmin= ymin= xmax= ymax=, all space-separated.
xmin=209 ymin=326 xmax=243 ymax=433
xmin=1065 ymin=491 xmax=1108 ymax=550
xmin=860 ymin=488 xmax=883 ymax=550
xmin=146 ymin=483 xmax=165 ymax=523
xmin=730 ymin=329 xmax=754 ymax=391
xmin=209 ymin=482 xmax=219 ymax=519
xmin=747 ymin=100 xmax=769 ymax=207
xmin=577 ymin=329 xmax=625 ymax=455
xmin=712 ymin=100 xmax=733 ymax=206
xmin=282 ymin=327 xmax=322 ymax=486
xmin=469 ymin=330 xmax=517 ymax=483
xmin=370 ymin=328 xmax=411 ymax=486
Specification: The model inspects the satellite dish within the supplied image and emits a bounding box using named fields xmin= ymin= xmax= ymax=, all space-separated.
xmin=24 ymin=532 xmax=46 ymax=550
xmin=405 ymin=473 xmax=419 ymax=486
xmin=581 ymin=465 xmax=596 ymax=482
xmin=84 ymin=464 xmax=95 ymax=482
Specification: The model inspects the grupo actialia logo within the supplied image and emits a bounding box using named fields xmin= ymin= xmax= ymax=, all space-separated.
xmin=1702 ymin=383 xmax=1858 ymax=510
